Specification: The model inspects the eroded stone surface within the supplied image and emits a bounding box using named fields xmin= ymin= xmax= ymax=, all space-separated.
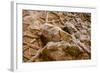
xmin=23 ymin=10 xmax=91 ymax=62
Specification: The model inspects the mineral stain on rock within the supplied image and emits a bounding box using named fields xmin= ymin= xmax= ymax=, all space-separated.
xmin=23 ymin=10 xmax=91 ymax=62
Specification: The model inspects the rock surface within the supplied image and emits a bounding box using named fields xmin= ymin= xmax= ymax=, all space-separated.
xmin=23 ymin=10 xmax=91 ymax=62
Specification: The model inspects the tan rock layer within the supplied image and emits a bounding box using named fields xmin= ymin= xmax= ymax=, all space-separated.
xmin=22 ymin=10 xmax=91 ymax=62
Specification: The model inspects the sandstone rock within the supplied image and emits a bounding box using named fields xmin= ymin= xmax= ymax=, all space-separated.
xmin=28 ymin=41 xmax=85 ymax=62
xmin=40 ymin=23 xmax=72 ymax=42
xmin=22 ymin=10 xmax=91 ymax=62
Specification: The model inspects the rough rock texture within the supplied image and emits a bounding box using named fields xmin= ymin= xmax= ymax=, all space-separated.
xmin=23 ymin=10 xmax=91 ymax=62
